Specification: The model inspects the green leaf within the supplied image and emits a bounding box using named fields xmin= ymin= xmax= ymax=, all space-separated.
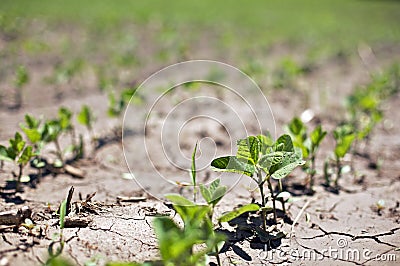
xmin=191 ymin=142 xmax=198 ymax=187
xmin=218 ymin=203 xmax=260 ymax=223
xmin=211 ymin=156 xmax=255 ymax=177
xmin=209 ymin=185 xmax=227 ymax=206
xmin=275 ymin=134 xmax=294 ymax=152
xmin=310 ymin=125 xmax=327 ymax=148
xmin=165 ymin=194 xmax=194 ymax=206
xmin=24 ymin=114 xmax=40 ymax=129
xmin=0 ymin=145 xmax=12 ymax=161
xmin=58 ymin=107 xmax=73 ymax=131
xmin=288 ymin=117 xmax=306 ymax=136
xmin=236 ymin=136 xmax=260 ymax=165
xmin=271 ymin=150 xmax=305 ymax=179
xmin=209 ymin=178 xmax=220 ymax=193
xmin=199 ymin=184 xmax=211 ymax=203
xmin=21 ymin=127 xmax=41 ymax=144
xmin=10 ymin=132 xmax=25 ymax=153
xmin=18 ymin=146 xmax=34 ymax=165
xmin=257 ymin=133 xmax=274 ymax=154
xmin=77 ymin=105 xmax=94 ymax=130
xmin=334 ymin=134 xmax=355 ymax=158
xmin=59 ymin=200 xmax=67 ymax=229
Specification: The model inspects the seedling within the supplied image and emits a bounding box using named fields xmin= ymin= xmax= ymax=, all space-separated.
xmin=211 ymin=134 xmax=304 ymax=228
xmin=77 ymin=105 xmax=96 ymax=141
xmin=273 ymin=57 xmax=304 ymax=90
xmin=107 ymin=88 xmax=143 ymax=118
xmin=155 ymin=142 xmax=228 ymax=265
xmin=13 ymin=65 xmax=29 ymax=109
xmin=332 ymin=124 xmax=355 ymax=188
xmin=0 ymin=132 xmax=35 ymax=191
xmin=46 ymin=199 xmax=67 ymax=265
xmin=160 ymin=194 xmax=225 ymax=266
xmin=286 ymin=117 xmax=327 ymax=191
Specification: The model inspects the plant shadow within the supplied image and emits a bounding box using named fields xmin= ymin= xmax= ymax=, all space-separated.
xmin=217 ymin=209 xmax=289 ymax=261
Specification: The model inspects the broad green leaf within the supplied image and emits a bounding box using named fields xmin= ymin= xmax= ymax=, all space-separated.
xmin=199 ymin=184 xmax=211 ymax=203
xmin=218 ymin=203 xmax=260 ymax=223
xmin=165 ymin=194 xmax=194 ymax=206
xmin=257 ymin=133 xmax=274 ymax=154
xmin=275 ymin=134 xmax=294 ymax=152
xmin=59 ymin=200 xmax=67 ymax=229
xmin=21 ymin=127 xmax=41 ymax=144
xmin=211 ymin=156 xmax=255 ymax=177
xmin=236 ymin=136 xmax=260 ymax=165
xmin=209 ymin=178 xmax=220 ymax=193
xmin=259 ymin=151 xmax=285 ymax=173
xmin=288 ymin=117 xmax=306 ymax=136
xmin=210 ymin=186 xmax=227 ymax=206
xmin=271 ymin=150 xmax=305 ymax=179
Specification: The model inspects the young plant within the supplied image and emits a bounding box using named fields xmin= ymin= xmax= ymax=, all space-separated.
xmin=46 ymin=199 xmax=67 ymax=265
xmin=332 ymin=124 xmax=355 ymax=188
xmin=211 ymin=134 xmax=304 ymax=228
xmin=286 ymin=117 xmax=327 ymax=191
xmin=107 ymin=88 xmax=143 ymax=118
xmin=0 ymin=132 xmax=35 ymax=191
xmin=77 ymin=105 xmax=96 ymax=141
xmin=13 ymin=65 xmax=29 ymax=109
xmin=159 ymin=194 xmax=226 ymax=266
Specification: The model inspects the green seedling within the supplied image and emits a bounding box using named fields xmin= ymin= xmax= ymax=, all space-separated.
xmin=107 ymin=88 xmax=143 ymax=118
xmin=273 ymin=57 xmax=304 ymax=90
xmin=13 ymin=65 xmax=29 ymax=108
xmin=77 ymin=105 xmax=96 ymax=141
xmin=286 ymin=117 xmax=327 ymax=191
xmin=46 ymin=199 xmax=67 ymax=265
xmin=0 ymin=132 xmax=35 ymax=191
xmin=160 ymin=194 xmax=226 ymax=266
xmin=332 ymin=124 xmax=355 ymax=188
xmin=191 ymin=142 xmax=198 ymax=202
xmin=211 ymin=134 xmax=304 ymax=228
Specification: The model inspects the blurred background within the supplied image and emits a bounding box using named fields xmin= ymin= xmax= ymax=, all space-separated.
xmin=1 ymin=0 xmax=399 ymax=102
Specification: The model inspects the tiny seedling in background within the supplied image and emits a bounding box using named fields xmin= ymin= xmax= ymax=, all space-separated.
xmin=286 ymin=117 xmax=327 ymax=192
xmin=331 ymin=124 xmax=355 ymax=188
xmin=13 ymin=65 xmax=29 ymax=109
xmin=77 ymin=105 xmax=96 ymax=142
xmin=107 ymin=88 xmax=143 ymax=118
xmin=0 ymin=132 xmax=35 ymax=191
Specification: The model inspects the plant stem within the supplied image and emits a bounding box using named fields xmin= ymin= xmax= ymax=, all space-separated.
xmin=266 ymin=176 xmax=277 ymax=224
xmin=54 ymin=138 xmax=64 ymax=163
xmin=215 ymin=245 xmax=222 ymax=266
xmin=335 ymin=156 xmax=341 ymax=188
xmin=310 ymin=154 xmax=316 ymax=190
xmin=257 ymin=169 xmax=267 ymax=231
xmin=278 ymin=179 xmax=285 ymax=214
xmin=16 ymin=164 xmax=23 ymax=192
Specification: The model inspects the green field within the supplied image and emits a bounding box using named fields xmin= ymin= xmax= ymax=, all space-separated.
xmin=1 ymin=0 xmax=400 ymax=53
